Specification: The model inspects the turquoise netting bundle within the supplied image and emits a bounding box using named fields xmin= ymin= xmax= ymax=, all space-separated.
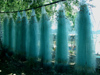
xmin=8 ymin=14 xmax=16 ymax=53
xmin=55 ymin=3 xmax=70 ymax=72
xmin=28 ymin=9 xmax=39 ymax=61
xmin=75 ymin=2 xmax=96 ymax=74
xmin=2 ymin=14 xmax=9 ymax=49
xmin=39 ymin=6 xmax=52 ymax=68
xmin=15 ymin=12 xmax=21 ymax=55
xmin=20 ymin=11 xmax=28 ymax=58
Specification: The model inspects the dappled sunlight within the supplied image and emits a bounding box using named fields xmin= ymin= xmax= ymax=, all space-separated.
xmin=0 ymin=0 xmax=100 ymax=75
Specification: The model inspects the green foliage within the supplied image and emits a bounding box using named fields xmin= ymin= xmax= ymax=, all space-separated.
xmin=0 ymin=0 xmax=79 ymax=24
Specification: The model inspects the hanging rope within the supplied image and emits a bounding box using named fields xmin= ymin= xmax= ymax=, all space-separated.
xmin=0 ymin=0 xmax=66 ymax=13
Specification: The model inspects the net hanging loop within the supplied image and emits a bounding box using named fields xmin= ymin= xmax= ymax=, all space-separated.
xmin=41 ymin=6 xmax=46 ymax=14
xmin=22 ymin=11 xmax=26 ymax=17
xmin=57 ymin=2 xmax=66 ymax=18
xmin=4 ymin=13 xmax=8 ymax=17
xmin=31 ymin=9 xmax=35 ymax=16
xmin=80 ymin=0 xmax=87 ymax=5
xmin=17 ymin=12 xmax=21 ymax=18
xmin=10 ymin=13 xmax=13 ymax=18
xmin=59 ymin=2 xmax=64 ymax=10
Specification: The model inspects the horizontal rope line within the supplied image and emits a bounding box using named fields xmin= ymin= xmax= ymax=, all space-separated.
xmin=0 ymin=0 xmax=66 ymax=13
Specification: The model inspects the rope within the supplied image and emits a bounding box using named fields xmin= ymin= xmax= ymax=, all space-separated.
xmin=0 ymin=0 xmax=66 ymax=13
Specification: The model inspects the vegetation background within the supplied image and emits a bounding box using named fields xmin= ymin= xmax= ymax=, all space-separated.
xmin=0 ymin=0 xmax=79 ymax=29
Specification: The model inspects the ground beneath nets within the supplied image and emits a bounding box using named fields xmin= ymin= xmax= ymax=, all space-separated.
xmin=0 ymin=49 xmax=100 ymax=75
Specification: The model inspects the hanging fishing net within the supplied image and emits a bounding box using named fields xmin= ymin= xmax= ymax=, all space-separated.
xmin=55 ymin=2 xmax=70 ymax=72
xmin=20 ymin=11 xmax=29 ymax=58
xmin=8 ymin=14 xmax=16 ymax=53
xmin=39 ymin=6 xmax=52 ymax=67
xmin=28 ymin=9 xmax=39 ymax=61
xmin=15 ymin=12 xmax=22 ymax=55
xmin=2 ymin=14 xmax=9 ymax=48
xmin=75 ymin=4 xmax=96 ymax=73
